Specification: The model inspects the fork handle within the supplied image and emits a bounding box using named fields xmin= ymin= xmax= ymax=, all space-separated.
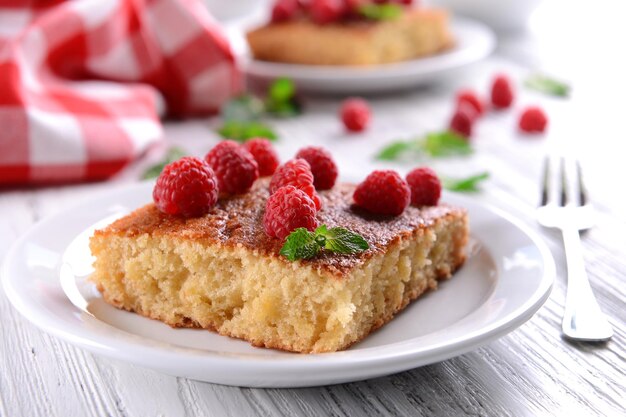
xmin=561 ymin=228 xmax=613 ymax=341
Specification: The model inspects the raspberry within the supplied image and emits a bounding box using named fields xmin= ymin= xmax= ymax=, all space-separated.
xmin=309 ymin=0 xmax=345 ymax=24
xmin=456 ymin=89 xmax=484 ymax=118
xmin=353 ymin=170 xmax=410 ymax=215
xmin=449 ymin=105 xmax=474 ymax=138
xmin=270 ymin=158 xmax=322 ymax=210
xmin=271 ymin=0 xmax=299 ymax=22
xmin=243 ymin=138 xmax=280 ymax=177
xmin=295 ymin=146 xmax=338 ymax=190
xmin=205 ymin=141 xmax=259 ymax=194
xmin=340 ymin=97 xmax=371 ymax=132
xmin=519 ymin=106 xmax=548 ymax=133
xmin=153 ymin=157 xmax=218 ymax=217
xmin=263 ymin=185 xmax=319 ymax=240
xmin=406 ymin=167 xmax=441 ymax=206
xmin=491 ymin=74 xmax=515 ymax=109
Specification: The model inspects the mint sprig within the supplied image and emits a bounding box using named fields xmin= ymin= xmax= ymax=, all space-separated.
xmin=442 ymin=172 xmax=489 ymax=192
xmin=524 ymin=74 xmax=570 ymax=97
xmin=376 ymin=131 xmax=472 ymax=161
xmin=280 ymin=225 xmax=369 ymax=261
xmin=358 ymin=4 xmax=403 ymax=20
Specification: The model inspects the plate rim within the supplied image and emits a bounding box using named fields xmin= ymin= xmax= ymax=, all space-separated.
xmin=2 ymin=182 xmax=554 ymax=386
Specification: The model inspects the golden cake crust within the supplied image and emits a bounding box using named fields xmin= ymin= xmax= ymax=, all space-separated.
xmin=95 ymin=178 xmax=466 ymax=277
xmin=246 ymin=8 xmax=454 ymax=66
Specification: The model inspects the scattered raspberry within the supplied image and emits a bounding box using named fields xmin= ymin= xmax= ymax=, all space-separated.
xmin=340 ymin=98 xmax=371 ymax=132
xmin=295 ymin=146 xmax=338 ymax=190
xmin=243 ymin=138 xmax=280 ymax=177
xmin=353 ymin=170 xmax=410 ymax=215
xmin=270 ymin=159 xmax=322 ymax=210
xmin=263 ymin=185 xmax=319 ymax=240
xmin=153 ymin=157 xmax=218 ymax=217
xmin=406 ymin=167 xmax=441 ymax=206
xmin=205 ymin=141 xmax=259 ymax=194
xmin=519 ymin=106 xmax=548 ymax=133
xmin=309 ymin=0 xmax=345 ymax=24
xmin=491 ymin=74 xmax=515 ymax=109
xmin=449 ymin=105 xmax=474 ymax=138
xmin=271 ymin=0 xmax=299 ymax=22
xmin=456 ymin=89 xmax=484 ymax=118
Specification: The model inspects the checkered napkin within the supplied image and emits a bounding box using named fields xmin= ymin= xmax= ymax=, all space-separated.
xmin=0 ymin=0 xmax=241 ymax=184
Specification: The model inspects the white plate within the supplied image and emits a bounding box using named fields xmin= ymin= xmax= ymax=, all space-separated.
xmin=2 ymin=182 xmax=553 ymax=388
xmin=244 ymin=17 xmax=496 ymax=94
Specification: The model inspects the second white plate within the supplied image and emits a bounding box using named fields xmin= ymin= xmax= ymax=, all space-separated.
xmin=244 ymin=17 xmax=496 ymax=94
xmin=2 ymin=182 xmax=553 ymax=387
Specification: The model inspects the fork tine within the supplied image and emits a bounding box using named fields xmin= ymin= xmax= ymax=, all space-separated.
xmin=576 ymin=160 xmax=588 ymax=206
xmin=559 ymin=157 xmax=568 ymax=206
xmin=540 ymin=156 xmax=550 ymax=206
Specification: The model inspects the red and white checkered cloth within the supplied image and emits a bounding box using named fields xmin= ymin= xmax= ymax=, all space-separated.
xmin=0 ymin=0 xmax=241 ymax=184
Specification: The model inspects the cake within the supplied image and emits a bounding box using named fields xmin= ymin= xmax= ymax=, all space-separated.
xmin=89 ymin=178 xmax=468 ymax=353
xmin=246 ymin=8 xmax=454 ymax=66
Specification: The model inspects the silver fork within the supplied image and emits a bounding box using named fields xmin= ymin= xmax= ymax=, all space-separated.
xmin=536 ymin=156 xmax=613 ymax=342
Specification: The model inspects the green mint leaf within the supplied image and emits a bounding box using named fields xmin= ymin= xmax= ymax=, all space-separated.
xmin=280 ymin=225 xmax=369 ymax=261
xmin=358 ymin=4 xmax=403 ymax=20
xmin=524 ymin=74 xmax=570 ymax=97
xmin=376 ymin=131 xmax=473 ymax=162
xmin=217 ymin=120 xmax=277 ymax=142
xmin=221 ymin=94 xmax=265 ymax=122
xmin=266 ymin=77 xmax=301 ymax=117
xmin=269 ymin=78 xmax=296 ymax=103
xmin=316 ymin=225 xmax=369 ymax=254
xmin=265 ymin=99 xmax=301 ymax=118
xmin=423 ymin=131 xmax=473 ymax=157
xmin=376 ymin=141 xmax=414 ymax=161
xmin=141 ymin=147 xmax=186 ymax=179
xmin=280 ymin=228 xmax=321 ymax=261
xmin=442 ymin=172 xmax=489 ymax=192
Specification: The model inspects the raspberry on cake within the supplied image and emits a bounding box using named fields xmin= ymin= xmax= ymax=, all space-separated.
xmin=205 ymin=141 xmax=259 ymax=194
xmin=264 ymin=185 xmax=319 ymax=239
xmin=295 ymin=146 xmax=338 ymax=190
xmin=353 ymin=170 xmax=410 ymax=215
xmin=90 ymin=178 xmax=468 ymax=353
xmin=247 ymin=2 xmax=454 ymax=66
xmin=270 ymin=159 xmax=322 ymax=211
xmin=243 ymin=138 xmax=280 ymax=177
xmin=152 ymin=157 xmax=218 ymax=217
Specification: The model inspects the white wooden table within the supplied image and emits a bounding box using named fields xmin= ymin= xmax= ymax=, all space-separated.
xmin=2 ymin=6 xmax=626 ymax=416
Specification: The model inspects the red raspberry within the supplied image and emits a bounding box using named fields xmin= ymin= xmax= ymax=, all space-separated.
xmin=519 ymin=106 xmax=548 ymax=133
xmin=309 ymin=0 xmax=345 ymax=24
xmin=205 ymin=141 xmax=259 ymax=194
xmin=456 ymin=89 xmax=484 ymax=118
xmin=295 ymin=146 xmax=338 ymax=190
xmin=271 ymin=0 xmax=299 ymax=22
xmin=449 ymin=105 xmax=474 ymax=138
xmin=406 ymin=167 xmax=441 ymax=206
xmin=270 ymin=159 xmax=322 ymax=210
xmin=243 ymin=138 xmax=280 ymax=177
xmin=353 ymin=170 xmax=410 ymax=215
xmin=263 ymin=185 xmax=319 ymax=240
xmin=491 ymin=74 xmax=515 ymax=109
xmin=153 ymin=157 xmax=218 ymax=217
xmin=340 ymin=98 xmax=371 ymax=132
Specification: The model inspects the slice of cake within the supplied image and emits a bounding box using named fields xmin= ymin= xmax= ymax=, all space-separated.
xmin=90 ymin=178 xmax=468 ymax=353
xmin=247 ymin=8 xmax=454 ymax=66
